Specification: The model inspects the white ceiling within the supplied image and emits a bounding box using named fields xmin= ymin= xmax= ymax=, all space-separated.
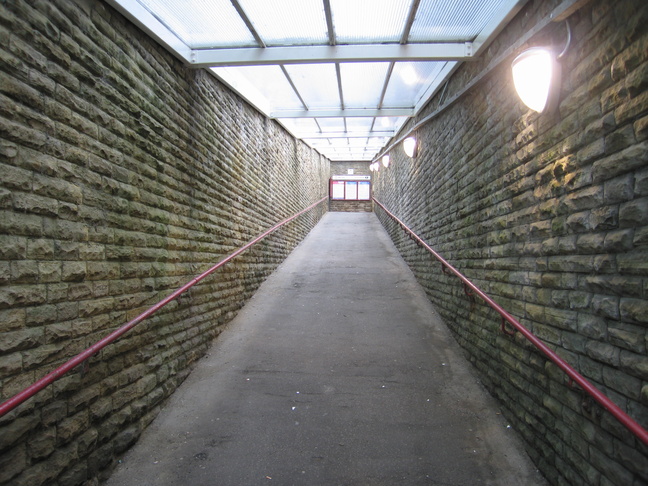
xmin=106 ymin=0 xmax=527 ymax=161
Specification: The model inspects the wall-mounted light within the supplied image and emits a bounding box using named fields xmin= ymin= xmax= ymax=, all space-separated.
xmin=370 ymin=161 xmax=379 ymax=172
xmin=382 ymin=154 xmax=390 ymax=168
xmin=511 ymin=21 xmax=570 ymax=114
xmin=511 ymin=47 xmax=561 ymax=113
xmin=403 ymin=136 xmax=418 ymax=158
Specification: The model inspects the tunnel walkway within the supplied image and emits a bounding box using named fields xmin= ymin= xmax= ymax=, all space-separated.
xmin=105 ymin=212 xmax=546 ymax=486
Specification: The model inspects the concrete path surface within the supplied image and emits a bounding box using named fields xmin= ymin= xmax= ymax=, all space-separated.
xmin=106 ymin=212 xmax=546 ymax=486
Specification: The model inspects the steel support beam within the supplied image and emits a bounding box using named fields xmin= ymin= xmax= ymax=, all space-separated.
xmin=270 ymin=108 xmax=413 ymax=118
xmin=189 ymin=43 xmax=474 ymax=68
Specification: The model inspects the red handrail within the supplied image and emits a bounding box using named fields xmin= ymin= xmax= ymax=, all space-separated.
xmin=0 ymin=197 xmax=328 ymax=418
xmin=373 ymin=197 xmax=648 ymax=446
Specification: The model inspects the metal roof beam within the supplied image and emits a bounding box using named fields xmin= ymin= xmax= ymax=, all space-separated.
xmin=270 ymin=108 xmax=413 ymax=118
xmin=104 ymin=0 xmax=192 ymax=63
xmin=298 ymin=132 xmax=396 ymax=139
xmin=472 ymin=0 xmax=529 ymax=55
xmin=400 ymin=0 xmax=422 ymax=44
xmin=323 ymin=0 xmax=336 ymax=46
xmin=230 ymin=0 xmax=266 ymax=48
xmin=189 ymin=43 xmax=474 ymax=67
xmin=280 ymin=65 xmax=309 ymax=110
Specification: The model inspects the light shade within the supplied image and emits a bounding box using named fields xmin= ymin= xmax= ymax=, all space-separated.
xmin=511 ymin=47 xmax=561 ymax=113
xmin=382 ymin=154 xmax=390 ymax=167
xmin=403 ymin=136 xmax=418 ymax=158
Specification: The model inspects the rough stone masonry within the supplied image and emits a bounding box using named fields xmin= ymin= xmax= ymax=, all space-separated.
xmin=0 ymin=1 xmax=328 ymax=484
xmin=372 ymin=0 xmax=648 ymax=485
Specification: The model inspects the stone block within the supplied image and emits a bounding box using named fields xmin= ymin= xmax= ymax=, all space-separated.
xmin=28 ymin=426 xmax=57 ymax=460
xmin=0 ymin=443 xmax=27 ymax=483
xmin=608 ymin=323 xmax=645 ymax=353
xmin=619 ymin=351 xmax=648 ymax=380
xmin=591 ymin=294 xmax=620 ymax=319
xmin=619 ymin=297 xmax=648 ymax=324
xmin=0 ymin=327 xmax=42 ymax=353
xmin=61 ymin=261 xmax=87 ymax=282
xmin=585 ymin=341 xmax=620 ymax=366
xmin=619 ymin=197 xmax=648 ymax=228
xmin=603 ymin=366 xmax=641 ymax=400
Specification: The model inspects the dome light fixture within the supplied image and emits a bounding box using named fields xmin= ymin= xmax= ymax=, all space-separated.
xmin=403 ymin=136 xmax=418 ymax=158
xmin=511 ymin=20 xmax=571 ymax=114
xmin=511 ymin=47 xmax=561 ymax=113
xmin=382 ymin=154 xmax=390 ymax=168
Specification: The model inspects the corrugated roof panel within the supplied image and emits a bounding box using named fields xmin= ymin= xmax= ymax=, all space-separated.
xmin=137 ymin=0 xmax=256 ymax=48
xmin=278 ymin=118 xmax=321 ymax=136
xmin=283 ymin=64 xmax=340 ymax=109
xmin=238 ymin=0 xmax=328 ymax=46
xmin=216 ymin=65 xmax=305 ymax=110
xmin=345 ymin=117 xmax=375 ymax=131
xmin=374 ymin=116 xmax=404 ymax=131
xmin=383 ymin=61 xmax=446 ymax=107
xmin=340 ymin=63 xmax=390 ymax=108
xmin=330 ymin=0 xmax=412 ymax=44
xmin=316 ymin=118 xmax=347 ymax=132
xmin=409 ymin=0 xmax=507 ymax=41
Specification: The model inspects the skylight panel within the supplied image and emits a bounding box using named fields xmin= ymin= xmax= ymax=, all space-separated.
xmin=216 ymin=65 xmax=305 ymax=110
xmin=278 ymin=118 xmax=321 ymax=136
xmin=409 ymin=0 xmax=507 ymax=41
xmin=330 ymin=0 xmax=412 ymax=44
xmin=238 ymin=0 xmax=328 ymax=46
xmin=383 ymin=62 xmax=446 ymax=107
xmin=345 ymin=117 xmax=375 ymax=132
xmin=374 ymin=117 xmax=402 ymax=131
xmin=315 ymin=118 xmax=347 ymax=132
xmin=137 ymin=0 xmax=257 ymax=48
xmin=283 ymin=65 xmax=340 ymax=109
xmin=340 ymin=63 xmax=389 ymax=108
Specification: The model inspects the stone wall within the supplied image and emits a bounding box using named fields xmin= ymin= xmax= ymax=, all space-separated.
xmin=372 ymin=0 xmax=648 ymax=484
xmin=329 ymin=200 xmax=372 ymax=213
xmin=329 ymin=161 xmax=373 ymax=212
xmin=0 ymin=1 xmax=329 ymax=485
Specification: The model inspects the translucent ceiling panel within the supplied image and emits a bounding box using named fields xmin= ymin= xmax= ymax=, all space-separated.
xmin=345 ymin=117 xmax=375 ymax=132
xmin=283 ymin=64 xmax=340 ymax=109
xmin=278 ymin=118 xmax=321 ymax=136
xmin=238 ymin=0 xmax=328 ymax=46
xmin=316 ymin=118 xmax=347 ymax=132
xmin=340 ymin=63 xmax=389 ymax=108
xmin=138 ymin=0 xmax=256 ymax=48
xmin=374 ymin=117 xmax=402 ymax=131
xmin=368 ymin=137 xmax=390 ymax=147
xmin=328 ymin=139 xmax=352 ymax=147
xmin=383 ymin=61 xmax=446 ymax=107
xmin=217 ymin=66 xmax=305 ymax=111
xmin=409 ymin=0 xmax=506 ymax=42
xmin=330 ymin=0 xmax=412 ymax=44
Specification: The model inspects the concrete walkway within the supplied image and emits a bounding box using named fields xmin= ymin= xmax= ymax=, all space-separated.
xmin=106 ymin=212 xmax=546 ymax=486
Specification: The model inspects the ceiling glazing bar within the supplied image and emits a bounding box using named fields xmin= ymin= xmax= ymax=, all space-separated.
xmin=271 ymin=108 xmax=413 ymax=118
xmin=323 ymin=0 xmax=335 ymax=46
xmin=371 ymin=0 xmax=420 ymax=136
xmin=336 ymin=63 xmax=345 ymax=110
xmin=280 ymin=65 xmax=309 ymax=110
xmin=401 ymin=0 xmax=422 ymax=43
xmin=104 ymin=0 xmax=192 ymax=63
xmin=229 ymin=0 xmax=266 ymax=48
xmin=299 ymin=132 xmax=395 ymax=139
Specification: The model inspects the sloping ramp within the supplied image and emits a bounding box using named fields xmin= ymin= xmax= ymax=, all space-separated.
xmin=106 ymin=212 xmax=546 ymax=486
